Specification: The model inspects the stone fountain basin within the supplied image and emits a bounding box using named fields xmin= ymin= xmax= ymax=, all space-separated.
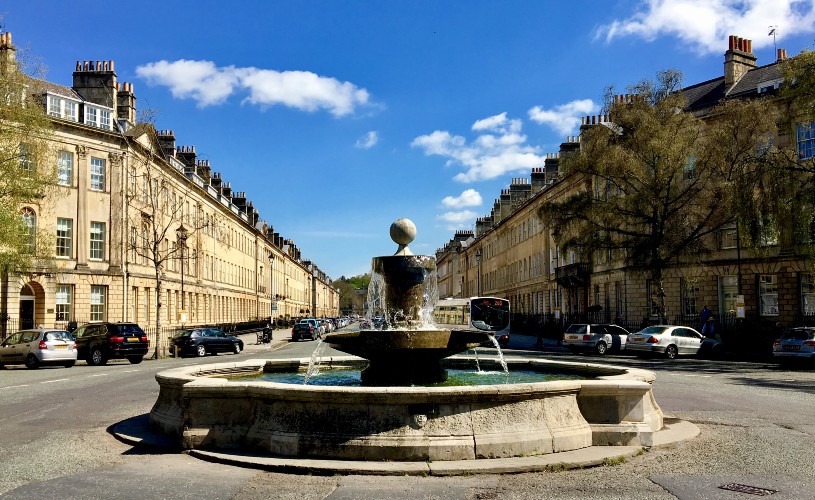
xmin=149 ymin=356 xmax=663 ymax=462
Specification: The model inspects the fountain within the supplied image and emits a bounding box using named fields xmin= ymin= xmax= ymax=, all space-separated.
xmin=148 ymin=219 xmax=666 ymax=465
xmin=326 ymin=218 xmax=490 ymax=386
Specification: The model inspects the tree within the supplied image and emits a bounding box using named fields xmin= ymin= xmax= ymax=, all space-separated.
xmin=539 ymin=70 xmax=776 ymax=323
xmin=331 ymin=274 xmax=370 ymax=315
xmin=0 ymin=38 xmax=59 ymax=336
xmin=125 ymin=125 xmax=208 ymax=358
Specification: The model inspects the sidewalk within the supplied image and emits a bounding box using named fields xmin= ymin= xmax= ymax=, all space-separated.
xmin=234 ymin=329 xmax=289 ymax=354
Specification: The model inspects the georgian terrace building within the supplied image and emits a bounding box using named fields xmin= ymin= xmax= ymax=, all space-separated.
xmin=437 ymin=35 xmax=815 ymax=338
xmin=0 ymin=32 xmax=338 ymax=348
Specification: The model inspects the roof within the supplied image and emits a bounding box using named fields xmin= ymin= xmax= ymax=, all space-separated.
xmin=25 ymin=75 xmax=83 ymax=100
xmin=683 ymin=60 xmax=784 ymax=112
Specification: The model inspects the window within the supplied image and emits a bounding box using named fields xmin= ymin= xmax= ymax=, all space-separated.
xmin=681 ymin=279 xmax=699 ymax=316
xmin=18 ymin=143 xmax=33 ymax=174
xmin=56 ymin=285 xmax=73 ymax=321
xmin=99 ymin=109 xmax=111 ymax=129
xmin=797 ymin=122 xmax=815 ymax=160
xmin=759 ymin=274 xmax=779 ymax=316
xmin=56 ymin=218 xmax=73 ymax=258
xmin=719 ymin=276 xmax=739 ymax=315
xmin=20 ymin=208 xmax=36 ymax=254
xmin=85 ymin=106 xmax=97 ymax=126
xmin=721 ymin=224 xmax=738 ymax=249
xmin=47 ymin=95 xmax=78 ymax=121
xmin=129 ymin=168 xmax=136 ymax=195
xmin=802 ymin=274 xmax=815 ymax=316
xmin=90 ymin=157 xmax=105 ymax=190
xmin=90 ymin=286 xmax=107 ymax=322
xmin=57 ymin=151 xmax=73 ymax=186
xmin=90 ymin=222 xmax=105 ymax=260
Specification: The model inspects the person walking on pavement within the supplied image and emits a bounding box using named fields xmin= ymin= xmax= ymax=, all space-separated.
xmin=700 ymin=305 xmax=711 ymax=330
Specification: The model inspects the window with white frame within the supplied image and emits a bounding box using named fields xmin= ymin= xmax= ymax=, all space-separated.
xmin=20 ymin=208 xmax=36 ymax=254
xmin=802 ymin=273 xmax=815 ymax=315
xmin=85 ymin=106 xmax=97 ymax=126
xmin=18 ymin=143 xmax=33 ymax=174
xmin=90 ymin=286 xmax=107 ymax=322
xmin=99 ymin=109 xmax=111 ymax=129
xmin=90 ymin=222 xmax=105 ymax=260
xmin=721 ymin=224 xmax=738 ymax=249
xmin=681 ymin=278 xmax=699 ymax=316
xmin=56 ymin=218 xmax=72 ymax=257
xmin=56 ymin=285 xmax=73 ymax=321
xmin=57 ymin=151 xmax=73 ymax=186
xmin=47 ymin=94 xmax=79 ymax=121
xmin=759 ymin=274 xmax=779 ymax=316
xmin=797 ymin=122 xmax=815 ymax=160
xmin=90 ymin=157 xmax=105 ymax=190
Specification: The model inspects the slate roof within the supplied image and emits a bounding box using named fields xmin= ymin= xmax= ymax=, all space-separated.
xmin=25 ymin=76 xmax=83 ymax=100
xmin=683 ymin=60 xmax=783 ymax=112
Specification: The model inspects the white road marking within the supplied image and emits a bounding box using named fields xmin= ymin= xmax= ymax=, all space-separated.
xmin=3 ymin=384 xmax=30 ymax=389
xmin=89 ymin=373 xmax=109 ymax=377
xmin=40 ymin=378 xmax=69 ymax=384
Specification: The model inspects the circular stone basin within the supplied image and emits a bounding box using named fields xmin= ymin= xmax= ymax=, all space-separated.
xmin=149 ymin=356 xmax=664 ymax=462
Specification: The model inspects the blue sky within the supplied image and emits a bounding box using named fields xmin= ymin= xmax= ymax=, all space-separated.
xmin=6 ymin=1 xmax=815 ymax=279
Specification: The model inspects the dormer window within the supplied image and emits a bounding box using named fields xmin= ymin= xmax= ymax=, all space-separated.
xmin=84 ymin=104 xmax=113 ymax=130
xmin=47 ymin=93 xmax=79 ymax=121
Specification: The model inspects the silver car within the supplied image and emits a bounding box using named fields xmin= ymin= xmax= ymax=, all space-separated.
xmin=562 ymin=323 xmax=629 ymax=356
xmin=0 ymin=329 xmax=78 ymax=369
xmin=626 ymin=325 xmax=705 ymax=359
xmin=773 ymin=327 xmax=815 ymax=364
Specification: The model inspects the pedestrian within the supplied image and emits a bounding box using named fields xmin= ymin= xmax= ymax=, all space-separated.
xmin=700 ymin=305 xmax=711 ymax=329
xmin=701 ymin=316 xmax=715 ymax=337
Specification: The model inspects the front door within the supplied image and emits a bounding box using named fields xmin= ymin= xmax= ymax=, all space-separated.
xmin=19 ymin=300 xmax=34 ymax=330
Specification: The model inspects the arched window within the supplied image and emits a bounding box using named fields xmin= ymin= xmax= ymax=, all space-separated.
xmin=20 ymin=208 xmax=36 ymax=253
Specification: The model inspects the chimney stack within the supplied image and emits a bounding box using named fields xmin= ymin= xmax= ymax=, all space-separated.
xmin=724 ymin=34 xmax=757 ymax=87
xmin=116 ymin=81 xmax=136 ymax=127
xmin=0 ymin=32 xmax=16 ymax=75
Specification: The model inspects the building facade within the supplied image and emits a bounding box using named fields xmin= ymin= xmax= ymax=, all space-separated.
xmin=0 ymin=33 xmax=338 ymax=350
xmin=437 ymin=36 xmax=814 ymax=339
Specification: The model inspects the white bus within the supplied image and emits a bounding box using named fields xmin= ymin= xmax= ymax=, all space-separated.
xmin=433 ymin=297 xmax=511 ymax=346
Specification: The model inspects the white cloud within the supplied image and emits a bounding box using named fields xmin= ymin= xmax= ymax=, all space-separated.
xmin=355 ymin=131 xmax=379 ymax=149
xmin=596 ymin=0 xmax=815 ymax=54
xmin=136 ymin=60 xmax=370 ymax=116
xmin=442 ymin=189 xmax=483 ymax=209
xmin=437 ymin=210 xmax=479 ymax=230
xmin=528 ymin=99 xmax=599 ymax=136
xmin=411 ymin=113 xmax=544 ymax=182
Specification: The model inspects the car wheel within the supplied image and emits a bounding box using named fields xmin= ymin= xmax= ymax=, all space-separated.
xmin=595 ymin=341 xmax=608 ymax=356
xmin=232 ymin=342 xmax=241 ymax=354
xmin=63 ymin=361 xmax=75 ymax=368
xmin=89 ymin=347 xmax=107 ymax=366
xmin=665 ymin=345 xmax=678 ymax=359
xmin=196 ymin=344 xmax=207 ymax=357
xmin=127 ymin=356 xmax=143 ymax=364
xmin=25 ymin=354 xmax=40 ymax=369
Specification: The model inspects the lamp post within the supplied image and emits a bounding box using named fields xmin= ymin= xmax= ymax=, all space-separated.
xmin=475 ymin=248 xmax=482 ymax=296
xmin=176 ymin=223 xmax=188 ymax=325
xmin=268 ymin=252 xmax=275 ymax=323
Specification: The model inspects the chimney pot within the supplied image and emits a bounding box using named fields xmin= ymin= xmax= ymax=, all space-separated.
xmin=76 ymin=61 xmax=81 ymax=71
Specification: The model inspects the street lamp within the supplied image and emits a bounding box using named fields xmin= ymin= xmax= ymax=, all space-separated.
xmin=475 ymin=248 xmax=482 ymax=296
xmin=268 ymin=251 xmax=275 ymax=323
xmin=176 ymin=223 xmax=188 ymax=324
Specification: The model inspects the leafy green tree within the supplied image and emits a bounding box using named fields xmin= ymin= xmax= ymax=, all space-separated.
xmin=539 ymin=71 xmax=775 ymax=323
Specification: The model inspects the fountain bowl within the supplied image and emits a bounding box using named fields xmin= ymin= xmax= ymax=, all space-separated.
xmin=149 ymin=355 xmax=663 ymax=462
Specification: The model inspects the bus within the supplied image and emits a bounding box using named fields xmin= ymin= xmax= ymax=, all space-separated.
xmin=433 ymin=297 xmax=511 ymax=346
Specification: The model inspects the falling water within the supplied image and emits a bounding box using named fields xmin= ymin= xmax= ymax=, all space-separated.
xmin=365 ymin=261 xmax=440 ymax=331
xmin=471 ymin=348 xmax=482 ymax=373
xmin=487 ymin=335 xmax=509 ymax=377
xmin=304 ymin=338 xmax=329 ymax=384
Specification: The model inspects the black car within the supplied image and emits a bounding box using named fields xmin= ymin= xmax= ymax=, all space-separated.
xmin=171 ymin=327 xmax=244 ymax=357
xmin=73 ymin=322 xmax=149 ymax=366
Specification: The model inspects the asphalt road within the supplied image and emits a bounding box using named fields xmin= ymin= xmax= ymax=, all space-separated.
xmin=1 ymin=330 xmax=814 ymax=499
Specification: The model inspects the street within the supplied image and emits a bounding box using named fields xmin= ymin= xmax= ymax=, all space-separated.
xmin=1 ymin=332 xmax=814 ymax=499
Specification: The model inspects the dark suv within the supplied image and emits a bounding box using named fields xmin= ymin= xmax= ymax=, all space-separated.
xmin=170 ymin=327 xmax=243 ymax=357
xmin=73 ymin=322 xmax=149 ymax=366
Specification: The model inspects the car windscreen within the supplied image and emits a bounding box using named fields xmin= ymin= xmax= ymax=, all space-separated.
xmin=44 ymin=331 xmax=73 ymax=341
xmin=781 ymin=330 xmax=815 ymax=341
xmin=116 ymin=324 xmax=145 ymax=335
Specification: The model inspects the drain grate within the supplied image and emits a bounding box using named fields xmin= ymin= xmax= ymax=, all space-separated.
xmin=718 ymin=483 xmax=778 ymax=496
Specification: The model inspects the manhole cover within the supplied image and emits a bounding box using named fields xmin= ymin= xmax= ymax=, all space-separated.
xmin=718 ymin=483 xmax=778 ymax=496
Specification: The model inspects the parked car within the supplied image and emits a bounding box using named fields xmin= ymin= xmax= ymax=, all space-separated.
xmin=73 ymin=322 xmax=149 ymax=366
xmin=0 ymin=329 xmax=77 ymax=369
xmin=562 ymin=323 xmax=629 ymax=356
xmin=626 ymin=325 xmax=707 ymax=359
xmin=772 ymin=327 xmax=815 ymax=364
xmin=171 ymin=327 xmax=243 ymax=357
xmin=292 ymin=319 xmax=321 ymax=341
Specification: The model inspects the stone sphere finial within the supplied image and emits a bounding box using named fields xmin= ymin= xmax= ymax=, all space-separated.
xmin=390 ymin=218 xmax=416 ymax=256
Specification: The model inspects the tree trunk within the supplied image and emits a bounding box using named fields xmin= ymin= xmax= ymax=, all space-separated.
xmin=152 ymin=267 xmax=163 ymax=359
xmin=651 ymin=267 xmax=668 ymax=324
